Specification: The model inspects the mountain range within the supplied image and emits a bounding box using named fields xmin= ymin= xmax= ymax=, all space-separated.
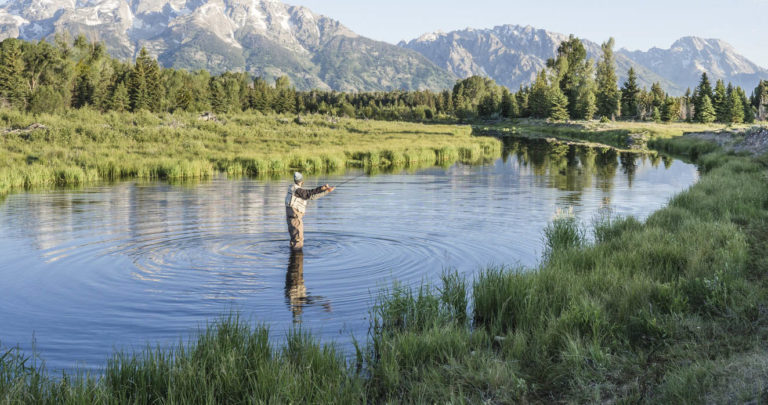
xmin=0 ymin=0 xmax=765 ymax=95
xmin=401 ymin=26 xmax=768 ymax=95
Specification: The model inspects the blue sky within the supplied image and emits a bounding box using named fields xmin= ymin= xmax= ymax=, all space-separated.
xmin=287 ymin=0 xmax=768 ymax=67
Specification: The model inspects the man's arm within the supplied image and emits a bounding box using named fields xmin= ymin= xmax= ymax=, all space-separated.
xmin=293 ymin=186 xmax=325 ymax=200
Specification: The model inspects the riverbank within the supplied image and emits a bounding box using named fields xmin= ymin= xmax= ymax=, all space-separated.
xmin=2 ymin=123 xmax=767 ymax=403
xmin=474 ymin=118 xmax=757 ymax=152
xmin=0 ymin=110 xmax=501 ymax=197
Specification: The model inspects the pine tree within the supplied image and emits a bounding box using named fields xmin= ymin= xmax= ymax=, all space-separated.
xmin=546 ymin=35 xmax=595 ymax=119
xmin=661 ymin=96 xmax=677 ymax=122
xmin=697 ymin=94 xmax=716 ymax=123
xmin=712 ymin=80 xmax=728 ymax=122
xmin=548 ymin=85 xmax=569 ymax=121
xmin=595 ymin=38 xmax=620 ymax=120
xmin=516 ymin=86 xmax=530 ymax=117
xmin=500 ymin=90 xmax=518 ymax=118
xmin=727 ymin=89 xmax=744 ymax=124
xmin=650 ymin=82 xmax=665 ymax=109
xmin=620 ymin=68 xmax=640 ymax=119
xmin=129 ymin=48 xmax=161 ymax=112
xmin=737 ymin=87 xmax=755 ymax=124
xmin=693 ymin=72 xmax=713 ymax=122
xmin=578 ymin=88 xmax=596 ymax=120
xmin=0 ymin=39 xmax=28 ymax=109
xmin=440 ymin=90 xmax=452 ymax=114
xmin=110 ymin=82 xmax=129 ymax=112
xmin=651 ymin=106 xmax=661 ymax=122
xmin=129 ymin=50 xmax=149 ymax=111
xmin=478 ymin=93 xmax=498 ymax=118
xmin=529 ymin=70 xmax=551 ymax=118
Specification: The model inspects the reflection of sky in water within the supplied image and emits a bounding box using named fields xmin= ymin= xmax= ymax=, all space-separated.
xmin=0 ymin=140 xmax=698 ymax=372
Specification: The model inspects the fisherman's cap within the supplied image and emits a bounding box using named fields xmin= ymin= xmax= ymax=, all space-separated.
xmin=294 ymin=172 xmax=303 ymax=182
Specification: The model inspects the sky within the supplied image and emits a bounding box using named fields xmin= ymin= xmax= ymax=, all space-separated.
xmin=287 ymin=0 xmax=768 ymax=67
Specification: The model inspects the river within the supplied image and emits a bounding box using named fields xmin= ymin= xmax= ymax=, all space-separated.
xmin=0 ymin=138 xmax=698 ymax=372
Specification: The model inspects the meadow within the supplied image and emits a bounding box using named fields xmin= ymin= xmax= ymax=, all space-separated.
xmin=1 ymin=117 xmax=767 ymax=403
xmin=0 ymin=109 xmax=501 ymax=197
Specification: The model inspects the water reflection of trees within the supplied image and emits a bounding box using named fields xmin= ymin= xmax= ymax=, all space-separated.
xmin=504 ymin=138 xmax=652 ymax=196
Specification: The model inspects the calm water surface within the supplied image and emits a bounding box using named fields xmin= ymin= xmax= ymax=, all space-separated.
xmin=0 ymin=139 xmax=698 ymax=372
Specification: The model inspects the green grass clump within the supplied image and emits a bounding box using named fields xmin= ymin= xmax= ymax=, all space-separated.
xmin=1 ymin=316 xmax=365 ymax=404
xmin=649 ymin=136 xmax=721 ymax=159
xmin=0 ymin=110 xmax=501 ymax=197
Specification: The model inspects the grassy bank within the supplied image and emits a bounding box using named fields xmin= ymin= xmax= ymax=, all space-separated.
xmin=475 ymin=118 xmax=752 ymax=151
xmin=366 ymin=146 xmax=768 ymax=403
xmin=0 ymin=109 xmax=501 ymax=197
xmin=2 ymin=131 xmax=767 ymax=403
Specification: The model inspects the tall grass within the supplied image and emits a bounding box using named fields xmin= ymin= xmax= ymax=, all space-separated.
xmin=1 ymin=316 xmax=365 ymax=404
xmin=0 ymin=110 xmax=502 ymax=197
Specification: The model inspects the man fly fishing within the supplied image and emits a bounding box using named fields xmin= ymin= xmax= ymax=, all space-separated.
xmin=285 ymin=172 xmax=335 ymax=250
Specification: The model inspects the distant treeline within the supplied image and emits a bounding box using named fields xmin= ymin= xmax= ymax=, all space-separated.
xmin=0 ymin=35 xmax=766 ymax=123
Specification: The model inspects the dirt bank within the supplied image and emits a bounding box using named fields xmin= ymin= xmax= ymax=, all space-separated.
xmin=685 ymin=126 xmax=768 ymax=156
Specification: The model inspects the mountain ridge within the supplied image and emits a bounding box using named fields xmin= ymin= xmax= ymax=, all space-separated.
xmin=0 ymin=1 xmax=764 ymax=94
xmin=401 ymin=24 xmax=768 ymax=95
xmin=0 ymin=0 xmax=457 ymax=91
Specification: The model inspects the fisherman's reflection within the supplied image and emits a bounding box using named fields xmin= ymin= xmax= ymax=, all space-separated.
xmin=285 ymin=250 xmax=331 ymax=322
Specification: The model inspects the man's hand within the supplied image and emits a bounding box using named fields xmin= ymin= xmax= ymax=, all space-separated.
xmin=321 ymin=184 xmax=335 ymax=192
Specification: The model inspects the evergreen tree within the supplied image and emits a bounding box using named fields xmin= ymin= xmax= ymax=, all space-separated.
xmin=500 ymin=90 xmax=518 ymax=118
xmin=727 ymin=88 xmax=744 ymax=124
xmin=128 ymin=61 xmax=147 ymax=111
xmin=109 ymin=82 xmax=129 ymax=112
xmin=72 ymin=65 xmax=95 ymax=108
xmin=620 ymin=68 xmax=640 ymax=119
xmin=129 ymin=48 xmax=161 ymax=112
xmin=737 ymin=87 xmax=755 ymax=123
xmin=712 ymin=80 xmax=728 ymax=122
xmin=650 ymin=82 xmax=665 ymax=110
xmin=439 ymin=90 xmax=453 ymax=114
xmin=516 ymin=86 xmax=530 ymax=117
xmin=697 ymin=72 xmax=713 ymax=100
xmin=651 ymin=106 xmax=661 ymax=122
xmin=661 ymin=96 xmax=678 ymax=122
xmin=529 ymin=70 xmax=551 ymax=118
xmin=478 ymin=93 xmax=498 ymax=118
xmin=595 ymin=38 xmax=620 ymax=119
xmin=0 ymin=39 xmax=28 ymax=108
xmin=548 ymin=85 xmax=569 ymax=121
xmin=547 ymin=35 xmax=595 ymax=119
xmin=697 ymin=94 xmax=716 ymax=123
xmin=693 ymin=72 xmax=713 ymax=122
xmin=249 ymin=77 xmax=273 ymax=112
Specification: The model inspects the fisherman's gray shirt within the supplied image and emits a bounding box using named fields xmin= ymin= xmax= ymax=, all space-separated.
xmin=285 ymin=184 xmax=329 ymax=214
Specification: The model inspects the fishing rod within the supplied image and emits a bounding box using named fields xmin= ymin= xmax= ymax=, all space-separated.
xmin=333 ymin=173 xmax=366 ymax=187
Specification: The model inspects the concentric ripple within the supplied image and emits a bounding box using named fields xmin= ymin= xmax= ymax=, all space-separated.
xmin=0 ymin=154 xmax=699 ymax=372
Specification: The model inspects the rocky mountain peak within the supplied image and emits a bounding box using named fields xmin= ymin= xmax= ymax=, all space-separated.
xmin=403 ymin=25 xmax=767 ymax=95
xmin=0 ymin=0 xmax=454 ymax=91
